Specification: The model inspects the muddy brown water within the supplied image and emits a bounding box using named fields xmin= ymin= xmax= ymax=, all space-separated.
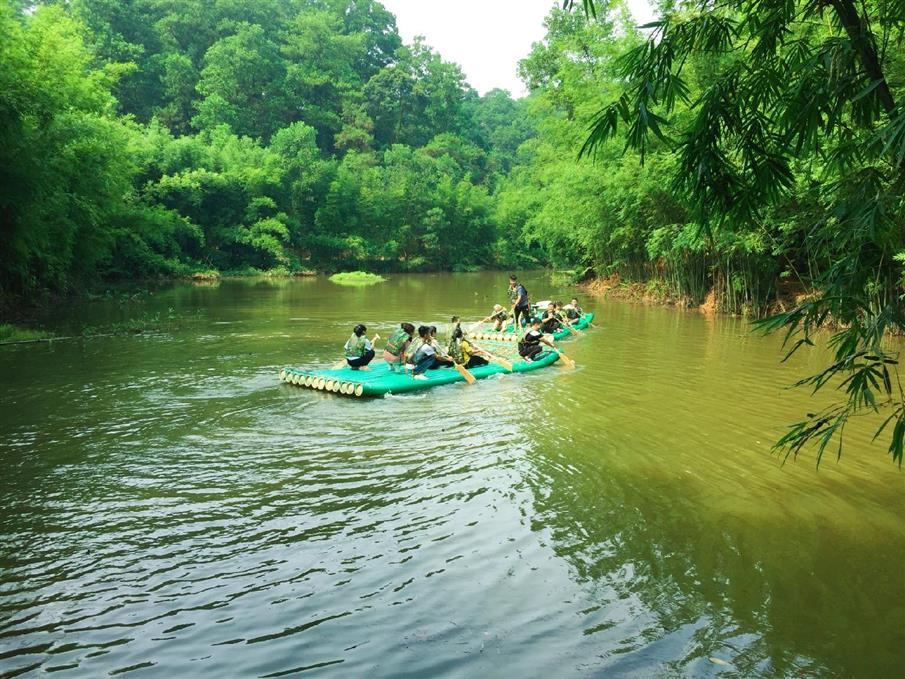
xmin=0 ymin=272 xmax=902 ymax=677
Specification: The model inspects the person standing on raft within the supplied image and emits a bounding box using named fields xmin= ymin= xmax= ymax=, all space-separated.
xmin=508 ymin=275 xmax=530 ymax=330
xmin=384 ymin=322 xmax=415 ymax=372
xmin=518 ymin=319 xmax=557 ymax=362
xmin=344 ymin=324 xmax=376 ymax=370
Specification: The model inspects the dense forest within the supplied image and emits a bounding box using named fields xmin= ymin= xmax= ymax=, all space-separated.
xmin=3 ymin=0 xmax=904 ymax=314
xmin=1 ymin=0 xmax=539 ymax=293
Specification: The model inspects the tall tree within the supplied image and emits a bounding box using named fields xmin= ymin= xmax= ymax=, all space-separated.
xmin=575 ymin=0 xmax=905 ymax=463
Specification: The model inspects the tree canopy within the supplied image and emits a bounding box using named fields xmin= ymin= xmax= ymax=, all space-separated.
xmin=566 ymin=0 xmax=905 ymax=463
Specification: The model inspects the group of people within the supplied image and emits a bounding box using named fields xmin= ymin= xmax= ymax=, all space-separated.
xmin=341 ymin=275 xmax=585 ymax=378
xmin=343 ymin=321 xmax=493 ymax=380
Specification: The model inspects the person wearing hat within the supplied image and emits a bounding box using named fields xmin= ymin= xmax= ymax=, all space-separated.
xmin=472 ymin=304 xmax=510 ymax=331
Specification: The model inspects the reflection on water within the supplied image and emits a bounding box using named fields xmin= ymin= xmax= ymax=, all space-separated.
xmin=0 ymin=273 xmax=902 ymax=677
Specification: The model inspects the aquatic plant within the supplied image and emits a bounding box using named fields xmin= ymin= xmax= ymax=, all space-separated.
xmin=328 ymin=271 xmax=387 ymax=286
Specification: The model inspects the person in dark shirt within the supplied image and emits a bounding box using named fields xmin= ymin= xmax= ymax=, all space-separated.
xmin=564 ymin=297 xmax=584 ymax=321
xmin=518 ymin=319 xmax=557 ymax=361
xmin=541 ymin=302 xmax=563 ymax=333
xmin=508 ymin=274 xmax=530 ymax=330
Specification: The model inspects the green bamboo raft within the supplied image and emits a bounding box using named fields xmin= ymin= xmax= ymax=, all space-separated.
xmin=471 ymin=311 xmax=594 ymax=343
xmin=280 ymin=348 xmax=560 ymax=397
xmin=279 ymin=312 xmax=594 ymax=398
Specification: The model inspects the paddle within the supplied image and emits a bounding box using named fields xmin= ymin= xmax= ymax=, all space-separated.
xmin=470 ymin=341 xmax=514 ymax=371
xmin=333 ymin=334 xmax=380 ymax=369
xmin=555 ymin=349 xmax=576 ymax=369
xmin=468 ymin=316 xmax=492 ymax=332
xmin=453 ymin=361 xmax=477 ymax=384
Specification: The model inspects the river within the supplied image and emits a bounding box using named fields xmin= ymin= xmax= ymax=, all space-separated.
xmin=0 ymin=272 xmax=902 ymax=678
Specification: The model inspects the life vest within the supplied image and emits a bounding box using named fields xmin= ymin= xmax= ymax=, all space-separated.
xmin=344 ymin=334 xmax=367 ymax=358
xmin=511 ymin=284 xmax=529 ymax=309
xmin=541 ymin=312 xmax=562 ymax=332
xmin=385 ymin=328 xmax=410 ymax=356
xmin=518 ymin=329 xmax=543 ymax=353
xmin=405 ymin=337 xmax=424 ymax=363
xmin=448 ymin=338 xmax=464 ymax=364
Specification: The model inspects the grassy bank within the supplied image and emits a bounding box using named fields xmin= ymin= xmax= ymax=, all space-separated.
xmin=0 ymin=324 xmax=54 ymax=343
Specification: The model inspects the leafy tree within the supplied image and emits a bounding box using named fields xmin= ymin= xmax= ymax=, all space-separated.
xmin=281 ymin=10 xmax=366 ymax=149
xmin=0 ymin=4 xmax=136 ymax=293
xmin=194 ymin=23 xmax=286 ymax=138
xmin=575 ymin=0 xmax=905 ymax=463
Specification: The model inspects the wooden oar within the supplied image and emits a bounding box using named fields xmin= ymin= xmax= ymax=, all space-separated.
xmin=470 ymin=342 xmax=514 ymax=371
xmin=468 ymin=316 xmax=491 ymax=332
xmin=555 ymin=350 xmax=576 ymax=369
xmin=453 ymin=362 xmax=476 ymax=384
xmin=333 ymin=334 xmax=380 ymax=369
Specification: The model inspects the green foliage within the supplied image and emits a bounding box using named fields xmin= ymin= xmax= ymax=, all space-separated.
xmin=328 ymin=271 xmax=386 ymax=285
xmin=1 ymin=0 xmax=540 ymax=295
xmin=573 ymin=0 xmax=905 ymax=463
xmin=0 ymin=324 xmax=54 ymax=343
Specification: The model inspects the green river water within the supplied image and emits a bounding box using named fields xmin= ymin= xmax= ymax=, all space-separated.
xmin=0 ymin=272 xmax=902 ymax=678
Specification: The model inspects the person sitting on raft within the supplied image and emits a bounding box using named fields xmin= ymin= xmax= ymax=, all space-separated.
xmin=411 ymin=326 xmax=454 ymax=380
xmin=541 ymin=302 xmax=563 ymax=334
xmin=428 ymin=326 xmax=452 ymax=361
xmin=384 ymin=322 xmax=415 ymax=372
xmin=564 ymin=297 xmax=584 ymax=322
xmin=448 ymin=327 xmax=490 ymax=369
xmin=429 ymin=325 xmax=457 ymax=366
xmin=518 ymin=319 xmax=557 ymax=362
xmin=554 ymin=301 xmax=572 ymax=325
xmin=474 ymin=304 xmax=509 ymax=332
xmin=488 ymin=304 xmax=509 ymax=331
xmin=345 ymin=324 xmax=376 ymax=370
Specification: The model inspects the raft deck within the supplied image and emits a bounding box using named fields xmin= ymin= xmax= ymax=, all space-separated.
xmin=280 ymin=349 xmax=560 ymax=397
xmin=279 ymin=312 xmax=594 ymax=398
xmin=472 ymin=312 xmax=594 ymax=342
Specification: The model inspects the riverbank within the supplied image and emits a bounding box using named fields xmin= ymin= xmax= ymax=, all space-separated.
xmin=580 ymin=272 xmax=812 ymax=318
